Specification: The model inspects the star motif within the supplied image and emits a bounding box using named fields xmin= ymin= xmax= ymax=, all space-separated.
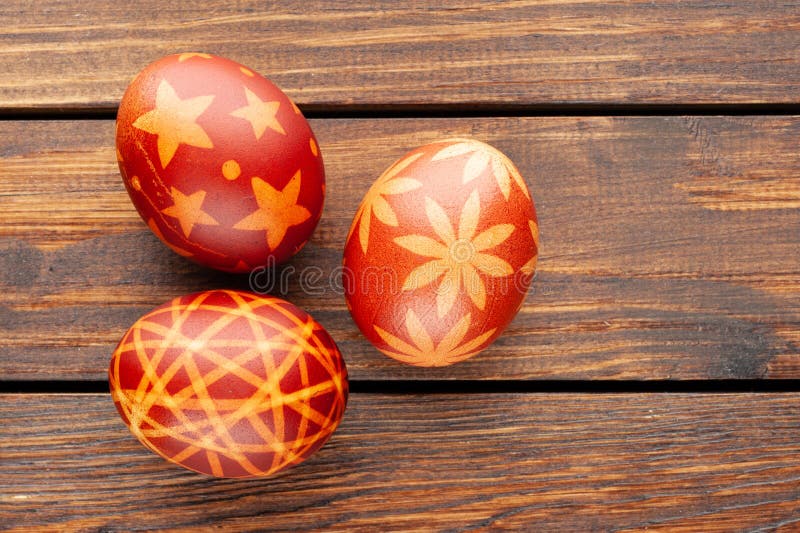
xmin=132 ymin=79 xmax=215 ymax=169
xmin=177 ymin=52 xmax=212 ymax=62
xmin=147 ymin=219 xmax=193 ymax=257
xmin=233 ymin=171 xmax=311 ymax=250
xmin=230 ymin=88 xmax=285 ymax=140
xmin=161 ymin=187 xmax=220 ymax=238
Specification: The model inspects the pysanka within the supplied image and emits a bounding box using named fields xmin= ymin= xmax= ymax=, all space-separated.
xmin=344 ymin=139 xmax=539 ymax=367
xmin=109 ymin=54 xmax=539 ymax=481
xmin=116 ymin=53 xmax=324 ymax=272
xmin=109 ymin=290 xmax=348 ymax=478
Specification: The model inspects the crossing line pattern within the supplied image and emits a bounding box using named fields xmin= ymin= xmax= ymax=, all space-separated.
xmin=109 ymin=290 xmax=348 ymax=478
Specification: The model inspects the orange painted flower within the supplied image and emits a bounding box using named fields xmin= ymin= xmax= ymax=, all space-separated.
xmin=374 ymin=309 xmax=496 ymax=366
xmin=431 ymin=138 xmax=529 ymax=200
xmin=394 ymin=189 xmax=515 ymax=318
xmin=343 ymin=138 xmax=538 ymax=367
xmin=348 ymin=152 xmax=423 ymax=254
xmin=520 ymin=219 xmax=540 ymax=276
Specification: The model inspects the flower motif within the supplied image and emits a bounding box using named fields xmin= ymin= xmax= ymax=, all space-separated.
xmin=374 ymin=309 xmax=496 ymax=366
xmin=348 ymin=152 xmax=424 ymax=254
xmin=431 ymin=138 xmax=529 ymax=201
xmin=394 ymin=190 xmax=515 ymax=318
xmin=520 ymin=219 xmax=540 ymax=276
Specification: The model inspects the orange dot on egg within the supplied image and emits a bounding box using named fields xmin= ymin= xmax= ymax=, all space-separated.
xmin=131 ymin=175 xmax=142 ymax=191
xmin=222 ymin=160 xmax=241 ymax=180
xmin=239 ymin=66 xmax=254 ymax=77
xmin=310 ymin=138 xmax=319 ymax=157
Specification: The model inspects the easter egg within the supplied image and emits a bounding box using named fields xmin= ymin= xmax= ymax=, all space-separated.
xmin=343 ymin=138 xmax=539 ymax=367
xmin=109 ymin=290 xmax=348 ymax=478
xmin=116 ymin=53 xmax=324 ymax=273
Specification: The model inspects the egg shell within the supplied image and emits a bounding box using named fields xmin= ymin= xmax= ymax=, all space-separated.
xmin=116 ymin=53 xmax=324 ymax=273
xmin=343 ymin=138 xmax=539 ymax=367
xmin=108 ymin=290 xmax=348 ymax=478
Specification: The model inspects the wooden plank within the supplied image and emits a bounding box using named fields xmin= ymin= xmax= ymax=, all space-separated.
xmin=2 ymin=393 xmax=800 ymax=530
xmin=1 ymin=117 xmax=799 ymax=381
xmin=1 ymin=1 xmax=799 ymax=109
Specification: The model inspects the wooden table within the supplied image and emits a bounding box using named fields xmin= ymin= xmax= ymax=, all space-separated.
xmin=2 ymin=2 xmax=800 ymax=530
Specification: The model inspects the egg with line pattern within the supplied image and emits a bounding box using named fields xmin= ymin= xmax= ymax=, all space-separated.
xmin=343 ymin=138 xmax=539 ymax=367
xmin=116 ymin=53 xmax=324 ymax=272
xmin=108 ymin=290 xmax=349 ymax=478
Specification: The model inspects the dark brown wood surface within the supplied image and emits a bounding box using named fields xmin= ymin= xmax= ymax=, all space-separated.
xmin=3 ymin=1 xmax=800 ymax=529
xmin=1 ymin=1 xmax=800 ymax=110
xmin=2 ymin=393 xmax=800 ymax=531
xmin=1 ymin=117 xmax=798 ymax=381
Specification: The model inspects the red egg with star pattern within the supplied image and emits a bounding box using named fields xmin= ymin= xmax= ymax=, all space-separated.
xmin=343 ymin=138 xmax=539 ymax=367
xmin=109 ymin=290 xmax=349 ymax=478
xmin=116 ymin=53 xmax=324 ymax=273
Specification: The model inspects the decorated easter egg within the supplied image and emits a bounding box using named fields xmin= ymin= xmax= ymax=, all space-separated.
xmin=116 ymin=53 xmax=324 ymax=273
xmin=343 ymin=138 xmax=538 ymax=367
xmin=109 ymin=290 xmax=348 ymax=478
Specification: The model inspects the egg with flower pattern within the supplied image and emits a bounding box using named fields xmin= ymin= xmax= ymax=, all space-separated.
xmin=116 ymin=53 xmax=324 ymax=272
xmin=109 ymin=290 xmax=348 ymax=478
xmin=343 ymin=138 xmax=539 ymax=367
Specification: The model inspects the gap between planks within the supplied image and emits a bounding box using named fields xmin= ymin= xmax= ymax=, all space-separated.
xmin=3 ymin=379 xmax=800 ymax=395
xmin=1 ymin=102 xmax=800 ymax=121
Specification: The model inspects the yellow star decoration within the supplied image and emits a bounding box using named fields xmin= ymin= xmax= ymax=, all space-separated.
xmin=347 ymin=152 xmax=424 ymax=254
xmin=161 ymin=187 xmax=220 ymax=238
xmin=233 ymin=171 xmax=311 ymax=250
xmin=230 ymin=88 xmax=286 ymax=140
xmin=147 ymin=219 xmax=193 ymax=257
xmin=132 ymin=79 xmax=215 ymax=169
xmin=520 ymin=219 xmax=540 ymax=276
xmin=374 ymin=309 xmax=496 ymax=367
xmin=394 ymin=190 xmax=515 ymax=318
xmin=431 ymin=138 xmax=530 ymax=201
xmin=177 ymin=52 xmax=212 ymax=62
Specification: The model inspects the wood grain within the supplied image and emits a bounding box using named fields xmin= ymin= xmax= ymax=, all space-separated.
xmin=2 ymin=393 xmax=800 ymax=531
xmin=1 ymin=1 xmax=799 ymax=110
xmin=1 ymin=117 xmax=799 ymax=381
